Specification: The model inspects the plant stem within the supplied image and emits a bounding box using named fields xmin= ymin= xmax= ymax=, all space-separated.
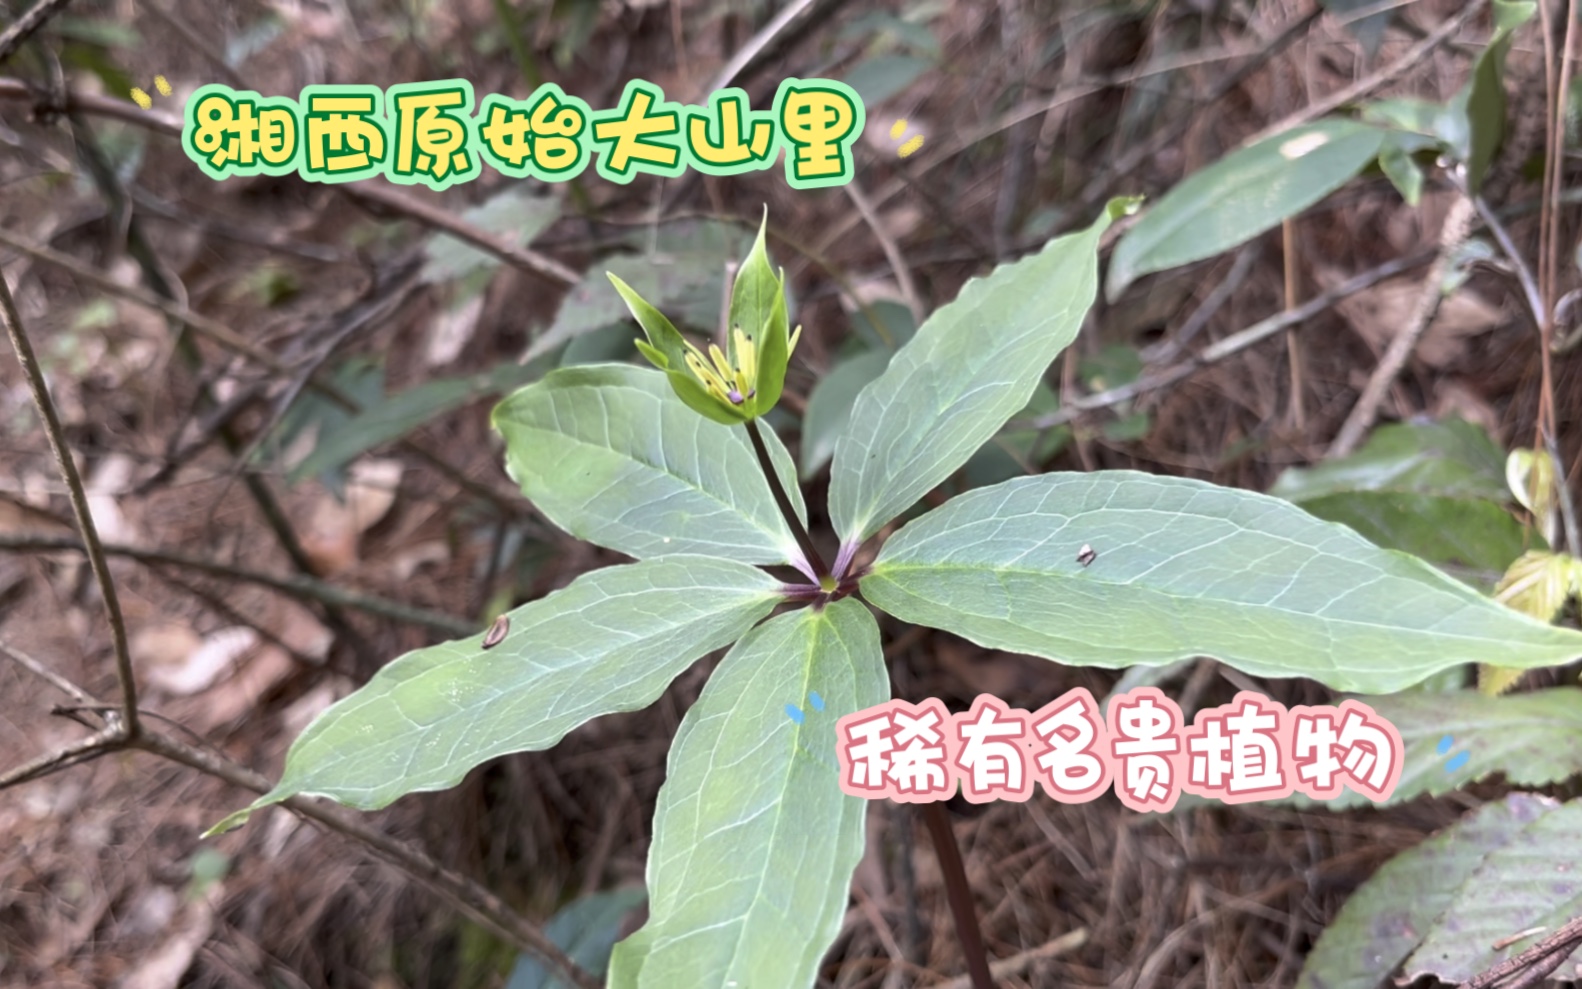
xmin=744 ymin=418 xmax=828 ymax=579
xmin=921 ymin=802 xmax=995 ymax=989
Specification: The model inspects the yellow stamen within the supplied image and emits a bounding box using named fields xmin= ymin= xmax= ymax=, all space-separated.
xmin=684 ymin=347 xmax=731 ymax=401
xmin=734 ymin=328 xmax=757 ymax=385
xmin=789 ymin=324 xmax=802 ymax=357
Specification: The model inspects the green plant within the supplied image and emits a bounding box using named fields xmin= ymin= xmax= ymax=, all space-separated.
xmin=210 ymin=202 xmax=1582 ymax=988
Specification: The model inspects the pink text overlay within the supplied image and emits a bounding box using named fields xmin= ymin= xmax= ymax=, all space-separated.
xmin=834 ymin=689 xmax=1403 ymax=812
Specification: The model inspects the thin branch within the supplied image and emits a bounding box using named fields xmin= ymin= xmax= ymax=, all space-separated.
xmin=138 ymin=0 xmax=246 ymax=89
xmin=0 ymin=727 xmax=121 ymax=791
xmin=130 ymin=729 xmax=603 ymax=989
xmin=341 ymin=184 xmax=579 ymax=287
xmin=0 ymin=532 xmax=475 ymax=637
xmin=0 ymin=637 xmax=96 ymax=705
xmin=0 ymin=0 xmax=75 ymax=66
xmin=935 ymin=928 xmax=1088 ymax=989
xmin=1460 ymin=913 xmax=1582 ymax=989
xmin=1471 ymin=195 xmax=1548 ymax=331
xmin=1 ymin=264 xmax=140 ymax=738
xmin=1329 ymin=195 xmax=1475 ymax=458
xmin=1140 ymin=247 xmax=1257 ymax=364
xmin=0 ymin=226 xmax=525 ymax=519
xmin=703 ymin=0 xmax=818 ymax=94
xmin=0 ymin=80 xmax=578 ymax=289
xmin=1016 ymin=250 xmax=1435 ymax=431
xmin=0 ymin=636 xmax=598 ymax=989
xmin=814 ymin=8 xmax=1326 ymax=257
xmin=843 ymin=178 xmax=926 ymax=327
xmin=1240 ymin=0 xmax=1490 ymax=148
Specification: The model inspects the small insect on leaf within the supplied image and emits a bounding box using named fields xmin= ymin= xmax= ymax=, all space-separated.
xmin=1077 ymin=544 xmax=1098 ymax=567
xmin=482 ymin=614 xmax=510 ymax=649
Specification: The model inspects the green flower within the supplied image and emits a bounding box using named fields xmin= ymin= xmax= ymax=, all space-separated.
xmin=606 ymin=211 xmax=798 ymax=424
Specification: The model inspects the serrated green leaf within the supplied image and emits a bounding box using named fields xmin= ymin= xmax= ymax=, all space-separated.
xmin=860 ymin=472 xmax=1582 ymax=694
xmin=828 ymin=201 xmax=1123 ymax=547
xmin=1402 ymin=796 xmax=1582 ymax=984
xmin=1296 ymin=793 xmax=1566 ymax=989
xmin=1106 ymin=119 xmax=1388 ymax=300
xmin=228 ymin=556 xmax=780 ymax=820
xmin=799 ymin=349 xmax=891 ymax=479
xmin=492 ymin=364 xmax=806 ymax=564
xmin=1292 ymin=689 xmax=1582 ymax=810
xmin=609 ymin=597 xmax=889 ymax=989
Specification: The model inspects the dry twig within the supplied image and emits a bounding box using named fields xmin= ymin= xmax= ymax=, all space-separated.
xmin=1328 ymin=194 xmax=1475 ymax=458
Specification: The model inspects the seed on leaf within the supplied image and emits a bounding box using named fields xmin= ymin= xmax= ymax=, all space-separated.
xmin=482 ymin=614 xmax=510 ymax=649
xmin=1077 ymin=544 xmax=1098 ymax=567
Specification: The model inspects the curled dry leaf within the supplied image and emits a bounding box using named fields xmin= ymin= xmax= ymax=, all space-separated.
xmin=85 ymin=453 xmax=142 ymax=547
xmin=143 ymin=626 xmax=260 ymax=696
xmin=303 ymin=457 xmax=404 ymax=574
xmin=1316 ymin=265 xmax=1503 ymax=369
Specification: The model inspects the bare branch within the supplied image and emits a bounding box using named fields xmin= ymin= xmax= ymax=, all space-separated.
xmin=0 ymin=227 xmax=525 ymax=519
xmin=0 ymin=0 xmax=75 ymax=66
xmin=0 ymin=532 xmax=475 ymax=637
xmin=1240 ymin=0 xmax=1490 ymax=148
xmin=0 ymin=637 xmax=97 ymax=705
xmin=1329 ymin=195 xmax=1475 ymax=458
xmin=1016 ymin=250 xmax=1435 ymax=431
xmin=1 ymin=258 xmax=140 ymax=737
xmin=131 ymin=729 xmax=603 ymax=989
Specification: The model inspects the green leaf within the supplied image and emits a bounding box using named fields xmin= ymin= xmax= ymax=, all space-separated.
xmin=553 ymin=253 xmax=713 ymax=373
xmin=225 ymin=556 xmax=781 ymax=822
xmin=1362 ymin=97 xmax=1454 ymax=139
xmin=860 ymin=472 xmax=1582 ymax=694
xmin=1270 ymin=419 xmax=1511 ymax=503
xmin=1298 ymin=794 xmax=1582 ymax=989
xmin=799 ymin=349 xmax=891 ymax=479
xmin=1449 ymin=0 xmax=1537 ymax=193
xmin=506 ymin=888 xmax=647 ymax=989
xmin=850 ymin=299 xmax=917 ymax=351
xmin=1106 ymin=119 xmax=1388 ymax=300
xmin=828 ymin=199 xmax=1129 ymax=547
xmin=1271 ymin=419 xmax=1527 ymax=580
xmin=1297 ymin=793 xmax=1573 ymax=989
xmin=1292 ymin=688 xmax=1582 ymax=811
xmin=1402 ymin=797 xmax=1582 ymax=983
xmin=841 ymin=54 xmax=933 ymax=105
xmin=1377 ymin=137 xmax=1424 ymax=205
xmin=492 ymin=364 xmax=806 ymax=565
xmin=609 ymin=597 xmax=889 ymax=989
xmin=1292 ymin=493 xmax=1526 ymax=585
xmin=289 ymin=360 xmax=542 ymax=483
xmin=961 ymin=382 xmax=1067 ymax=488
